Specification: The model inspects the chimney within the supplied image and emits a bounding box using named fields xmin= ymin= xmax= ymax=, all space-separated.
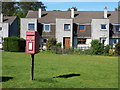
xmin=0 ymin=13 xmax=3 ymax=23
xmin=71 ymin=7 xmax=74 ymax=18
xmin=104 ymin=7 xmax=108 ymax=19
xmin=38 ymin=8 xmax=42 ymax=18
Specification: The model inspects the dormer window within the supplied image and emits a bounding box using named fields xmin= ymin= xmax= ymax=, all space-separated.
xmin=44 ymin=24 xmax=50 ymax=32
xmin=28 ymin=24 xmax=34 ymax=30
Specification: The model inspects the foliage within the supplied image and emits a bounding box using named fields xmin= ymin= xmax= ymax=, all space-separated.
xmin=53 ymin=10 xmax=61 ymax=11
xmin=67 ymin=7 xmax=78 ymax=11
xmin=56 ymin=42 xmax=62 ymax=47
xmin=115 ymin=6 xmax=120 ymax=11
xmin=81 ymin=49 xmax=93 ymax=55
xmin=109 ymin=49 xmax=114 ymax=56
xmin=91 ymin=40 xmax=104 ymax=55
xmin=104 ymin=45 xmax=110 ymax=54
xmin=3 ymin=36 xmax=25 ymax=52
xmin=46 ymin=38 xmax=57 ymax=50
xmin=17 ymin=2 xmax=46 ymax=14
xmin=2 ymin=2 xmax=17 ymax=16
xmin=2 ymin=2 xmax=46 ymax=16
xmin=115 ymin=42 xmax=120 ymax=55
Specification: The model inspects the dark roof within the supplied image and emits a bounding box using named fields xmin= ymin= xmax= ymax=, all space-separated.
xmin=0 ymin=15 xmax=17 ymax=24
xmin=26 ymin=11 xmax=119 ymax=24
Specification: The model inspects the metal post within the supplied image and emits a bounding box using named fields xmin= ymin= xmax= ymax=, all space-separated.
xmin=31 ymin=54 xmax=34 ymax=80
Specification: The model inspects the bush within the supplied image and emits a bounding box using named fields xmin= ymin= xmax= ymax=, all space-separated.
xmin=82 ymin=49 xmax=93 ymax=55
xmin=109 ymin=49 xmax=114 ymax=56
xmin=56 ymin=42 xmax=62 ymax=47
xmin=115 ymin=42 xmax=120 ymax=55
xmin=104 ymin=45 xmax=110 ymax=54
xmin=46 ymin=38 xmax=57 ymax=50
xmin=91 ymin=40 xmax=104 ymax=55
xmin=3 ymin=36 xmax=25 ymax=52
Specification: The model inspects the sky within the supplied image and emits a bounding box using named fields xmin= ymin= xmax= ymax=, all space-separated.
xmin=43 ymin=2 xmax=118 ymax=11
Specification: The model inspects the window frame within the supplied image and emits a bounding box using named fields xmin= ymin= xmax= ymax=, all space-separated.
xmin=78 ymin=38 xmax=87 ymax=45
xmin=44 ymin=24 xmax=51 ymax=32
xmin=79 ymin=25 xmax=86 ymax=31
xmin=64 ymin=24 xmax=71 ymax=31
xmin=101 ymin=24 xmax=107 ymax=30
xmin=28 ymin=23 xmax=35 ymax=30
xmin=115 ymin=25 xmax=120 ymax=32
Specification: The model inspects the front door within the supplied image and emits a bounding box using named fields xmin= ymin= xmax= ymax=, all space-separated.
xmin=64 ymin=37 xmax=70 ymax=49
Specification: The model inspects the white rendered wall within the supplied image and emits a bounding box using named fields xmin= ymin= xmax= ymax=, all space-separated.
xmin=56 ymin=18 xmax=73 ymax=48
xmin=20 ymin=18 xmax=37 ymax=39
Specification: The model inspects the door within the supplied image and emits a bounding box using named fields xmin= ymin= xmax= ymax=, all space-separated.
xmin=64 ymin=37 xmax=70 ymax=49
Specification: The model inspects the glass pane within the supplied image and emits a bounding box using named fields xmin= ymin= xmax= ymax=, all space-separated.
xmin=115 ymin=26 xmax=120 ymax=32
xmin=80 ymin=25 xmax=84 ymax=30
xmin=45 ymin=25 xmax=50 ymax=31
xmin=28 ymin=24 xmax=34 ymax=30
xmin=101 ymin=25 xmax=106 ymax=29
xmin=64 ymin=24 xmax=70 ymax=29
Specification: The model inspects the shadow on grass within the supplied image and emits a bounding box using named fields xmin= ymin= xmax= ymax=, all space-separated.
xmin=36 ymin=78 xmax=58 ymax=83
xmin=53 ymin=73 xmax=80 ymax=78
xmin=0 ymin=76 xmax=13 ymax=82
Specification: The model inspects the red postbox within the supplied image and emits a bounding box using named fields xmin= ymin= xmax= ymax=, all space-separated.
xmin=26 ymin=31 xmax=40 ymax=54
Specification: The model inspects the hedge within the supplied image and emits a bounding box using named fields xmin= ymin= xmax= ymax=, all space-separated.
xmin=3 ymin=36 xmax=25 ymax=52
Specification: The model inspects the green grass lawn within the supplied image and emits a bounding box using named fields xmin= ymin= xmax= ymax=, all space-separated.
xmin=1 ymin=51 xmax=118 ymax=88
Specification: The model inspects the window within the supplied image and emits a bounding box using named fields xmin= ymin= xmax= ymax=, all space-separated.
xmin=28 ymin=24 xmax=34 ymax=30
xmin=44 ymin=24 xmax=50 ymax=32
xmin=79 ymin=25 xmax=86 ymax=31
xmin=78 ymin=39 xmax=86 ymax=44
xmin=115 ymin=25 xmax=120 ymax=32
xmin=64 ymin=24 xmax=70 ymax=30
xmin=101 ymin=24 xmax=107 ymax=30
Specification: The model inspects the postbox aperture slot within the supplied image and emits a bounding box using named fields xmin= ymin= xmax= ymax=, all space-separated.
xmin=27 ymin=35 xmax=34 ymax=36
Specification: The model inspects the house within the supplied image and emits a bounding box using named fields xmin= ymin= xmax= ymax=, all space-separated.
xmin=0 ymin=13 xmax=18 ymax=44
xmin=20 ymin=7 xmax=120 ymax=49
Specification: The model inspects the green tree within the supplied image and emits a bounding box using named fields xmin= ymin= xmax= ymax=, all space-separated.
xmin=67 ymin=7 xmax=77 ymax=11
xmin=17 ymin=1 xmax=46 ymax=14
xmin=115 ymin=6 xmax=120 ymax=11
xmin=53 ymin=10 xmax=61 ymax=11
xmin=2 ymin=2 xmax=18 ymax=16
xmin=2 ymin=1 xmax=46 ymax=16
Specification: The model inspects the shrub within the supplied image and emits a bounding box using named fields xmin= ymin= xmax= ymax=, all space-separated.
xmin=3 ymin=36 xmax=25 ymax=52
xmin=46 ymin=38 xmax=57 ymax=50
xmin=82 ymin=49 xmax=93 ymax=55
xmin=109 ymin=49 xmax=114 ymax=56
xmin=56 ymin=42 xmax=62 ymax=47
xmin=104 ymin=45 xmax=110 ymax=54
xmin=91 ymin=40 xmax=104 ymax=55
xmin=115 ymin=42 xmax=120 ymax=55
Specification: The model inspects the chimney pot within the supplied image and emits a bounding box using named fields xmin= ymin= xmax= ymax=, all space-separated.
xmin=104 ymin=6 xmax=108 ymax=19
xmin=71 ymin=7 xmax=74 ymax=18
xmin=38 ymin=8 xmax=42 ymax=18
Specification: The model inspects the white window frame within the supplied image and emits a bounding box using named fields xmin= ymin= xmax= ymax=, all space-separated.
xmin=101 ymin=24 xmax=107 ymax=30
xmin=44 ymin=24 xmax=51 ymax=32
